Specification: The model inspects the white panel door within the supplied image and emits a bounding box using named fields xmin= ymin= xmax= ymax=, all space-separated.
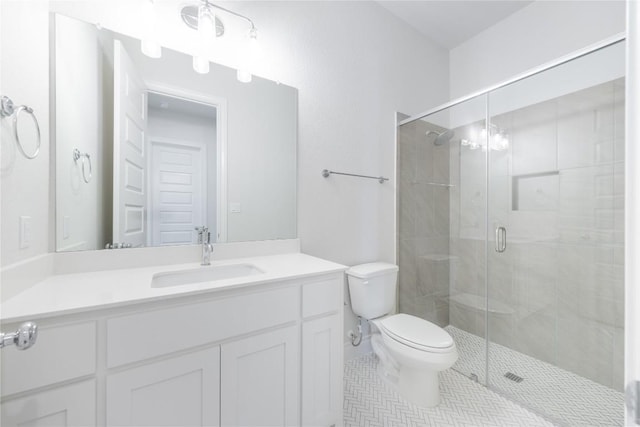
xmin=106 ymin=347 xmax=220 ymax=426
xmin=221 ymin=326 xmax=299 ymax=427
xmin=150 ymin=140 xmax=205 ymax=246
xmin=1 ymin=380 xmax=96 ymax=426
xmin=113 ymin=40 xmax=147 ymax=248
xmin=302 ymin=315 xmax=343 ymax=427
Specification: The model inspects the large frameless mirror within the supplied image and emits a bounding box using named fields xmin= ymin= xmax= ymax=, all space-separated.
xmin=53 ymin=13 xmax=297 ymax=252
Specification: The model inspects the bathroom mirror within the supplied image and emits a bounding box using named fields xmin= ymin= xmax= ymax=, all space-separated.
xmin=53 ymin=14 xmax=297 ymax=252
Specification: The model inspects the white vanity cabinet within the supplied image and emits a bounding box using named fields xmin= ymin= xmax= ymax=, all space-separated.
xmin=221 ymin=326 xmax=299 ymax=426
xmin=301 ymin=278 xmax=344 ymax=427
xmin=0 ymin=271 xmax=344 ymax=427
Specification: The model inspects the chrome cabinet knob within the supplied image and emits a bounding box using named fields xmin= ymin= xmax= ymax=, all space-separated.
xmin=0 ymin=322 xmax=38 ymax=350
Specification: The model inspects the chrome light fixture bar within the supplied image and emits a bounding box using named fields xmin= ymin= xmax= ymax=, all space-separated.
xmin=181 ymin=4 xmax=226 ymax=37
xmin=181 ymin=1 xmax=259 ymax=80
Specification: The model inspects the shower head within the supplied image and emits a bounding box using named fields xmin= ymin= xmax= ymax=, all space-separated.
xmin=426 ymin=129 xmax=455 ymax=146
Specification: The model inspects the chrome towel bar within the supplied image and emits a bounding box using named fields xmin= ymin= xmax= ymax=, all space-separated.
xmin=322 ymin=169 xmax=389 ymax=184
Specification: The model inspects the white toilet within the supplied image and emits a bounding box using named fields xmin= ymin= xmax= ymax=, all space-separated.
xmin=346 ymin=262 xmax=458 ymax=407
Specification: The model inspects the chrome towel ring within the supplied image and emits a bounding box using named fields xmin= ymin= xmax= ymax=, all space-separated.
xmin=73 ymin=148 xmax=93 ymax=183
xmin=1 ymin=95 xmax=41 ymax=160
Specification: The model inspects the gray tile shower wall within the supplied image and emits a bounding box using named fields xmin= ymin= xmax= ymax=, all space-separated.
xmin=398 ymin=120 xmax=451 ymax=327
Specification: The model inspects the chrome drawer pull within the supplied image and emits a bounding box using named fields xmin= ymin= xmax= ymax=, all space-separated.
xmin=0 ymin=322 xmax=38 ymax=350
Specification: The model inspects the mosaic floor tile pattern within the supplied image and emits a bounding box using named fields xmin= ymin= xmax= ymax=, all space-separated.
xmin=344 ymin=353 xmax=554 ymax=427
xmin=447 ymin=326 xmax=624 ymax=426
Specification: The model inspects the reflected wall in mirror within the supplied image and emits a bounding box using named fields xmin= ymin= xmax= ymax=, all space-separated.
xmin=54 ymin=14 xmax=297 ymax=252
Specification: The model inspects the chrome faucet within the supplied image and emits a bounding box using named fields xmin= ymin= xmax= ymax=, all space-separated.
xmin=195 ymin=226 xmax=214 ymax=266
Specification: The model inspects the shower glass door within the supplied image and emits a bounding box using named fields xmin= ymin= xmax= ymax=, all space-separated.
xmin=486 ymin=40 xmax=626 ymax=425
xmin=397 ymin=95 xmax=487 ymax=383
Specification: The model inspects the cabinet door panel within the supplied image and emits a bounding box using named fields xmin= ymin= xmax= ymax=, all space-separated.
xmin=221 ymin=326 xmax=299 ymax=427
xmin=1 ymin=380 xmax=96 ymax=427
xmin=302 ymin=315 xmax=343 ymax=427
xmin=106 ymin=347 xmax=220 ymax=426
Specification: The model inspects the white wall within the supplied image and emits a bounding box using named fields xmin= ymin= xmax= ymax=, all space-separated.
xmin=247 ymin=2 xmax=450 ymax=266
xmin=450 ymin=0 xmax=626 ymax=99
xmin=1 ymin=1 xmax=51 ymax=266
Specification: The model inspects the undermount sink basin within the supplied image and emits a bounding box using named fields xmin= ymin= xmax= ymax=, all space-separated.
xmin=151 ymin=264 xmax=264 ymax=288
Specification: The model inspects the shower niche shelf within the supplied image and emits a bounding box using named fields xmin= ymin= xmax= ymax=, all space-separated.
xmin=511 ymin=170 xmax=559 ymax=211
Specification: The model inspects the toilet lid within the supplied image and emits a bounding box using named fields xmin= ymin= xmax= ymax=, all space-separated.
xmin=378 ymin=314 xmax=454 ymax=352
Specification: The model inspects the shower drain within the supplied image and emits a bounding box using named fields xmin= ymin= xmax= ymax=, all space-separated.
xmin=504 ymin=372 xmax=524 ymax=383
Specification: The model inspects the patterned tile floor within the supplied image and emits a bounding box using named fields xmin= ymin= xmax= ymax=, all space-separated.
xmin=447 ymin=326 xmax=624 ymax=426
xmin=344 ymin=353 xmax=554 ymax=426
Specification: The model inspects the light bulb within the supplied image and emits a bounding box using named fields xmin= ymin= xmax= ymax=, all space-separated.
xmin=193 ymin=56 xmax=210 ymax=74
xmin=193 ymin=4 xmax=215 ymax=74
xmin=141 ymin=40 xmax=161 ymax=58
xmin=198 ymin=4 xmax=215 ymax=39
xmin=492 ymin=133 xmax=502 ymax=151
xmin=236 ymin=27 xmax=258 ymax=83
xmin=237 ymin=70 xmax=252 ymax=83
xmin=500 ymin=135 xmax=510 ymax=150
xmin=141 ymin=0 xmax=162 ymax=58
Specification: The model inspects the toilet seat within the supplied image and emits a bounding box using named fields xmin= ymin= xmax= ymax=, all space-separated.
xmin=376 ymin=314 xmax=455 ymax=354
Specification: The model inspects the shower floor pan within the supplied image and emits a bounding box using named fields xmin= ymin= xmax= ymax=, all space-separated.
xmin=446 ymin=326 xmax=623 ymax=426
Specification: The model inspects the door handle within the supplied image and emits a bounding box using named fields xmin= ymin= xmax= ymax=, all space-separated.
xmin=495 ymin=226 xmax=507 ymax=253
xmin=0 ymin=322 xmax=38 ymax=350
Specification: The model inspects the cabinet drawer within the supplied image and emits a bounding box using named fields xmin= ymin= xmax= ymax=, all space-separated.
xmin=302 ymin=276 xmax=342 ymax=318
xmin=107 ymin=285 xmax=298 ymax=367
xmin=1 ymin=321 xmax=96 ymax=396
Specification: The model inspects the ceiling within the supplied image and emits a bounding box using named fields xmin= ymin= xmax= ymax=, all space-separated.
xmin=377 ymin=1 xmax=535 ymax=49
xmin=148 ymin=92 xmax=217 ymax=121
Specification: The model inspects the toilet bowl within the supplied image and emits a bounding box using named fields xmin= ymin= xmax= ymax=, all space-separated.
xmin=346 ymin=262 xmax=458 ymax=408
xmin=371 ymin=313 xmax=457 ymax=407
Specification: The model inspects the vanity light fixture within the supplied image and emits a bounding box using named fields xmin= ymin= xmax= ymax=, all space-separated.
xmin=141 ymin=0 xmax=162 ymax=58
xmin=466 ymin=124 xmax=509 ymax=152
xmin=192 ymin=2 xmax=215 ymax=74
xmin=181 ymin=1 xmax=259 ymax=81
xmin=236 ymin=27 xmax=258 ymax=83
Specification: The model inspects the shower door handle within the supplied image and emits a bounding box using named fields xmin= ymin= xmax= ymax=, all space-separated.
xmin=495 ymin=226 xmax=507 ymax=253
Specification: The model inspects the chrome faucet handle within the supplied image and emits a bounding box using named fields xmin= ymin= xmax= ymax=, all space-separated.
xmin=194 ymin=226 xmax=208 ymax=243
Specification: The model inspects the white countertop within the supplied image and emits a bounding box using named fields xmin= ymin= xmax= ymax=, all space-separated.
xmin=1 ymin=253 xmax=347 ymax=323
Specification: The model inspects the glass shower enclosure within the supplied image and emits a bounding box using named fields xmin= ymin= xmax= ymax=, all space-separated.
xmin=397 ymin=39 xmax=625 ymax=425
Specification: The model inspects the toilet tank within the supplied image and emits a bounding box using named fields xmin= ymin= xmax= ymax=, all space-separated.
xmin=346 ymin=263 xmax=399 ymax=319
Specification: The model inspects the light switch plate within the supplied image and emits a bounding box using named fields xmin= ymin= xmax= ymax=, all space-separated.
xmin=19 ymin=216 xmax=31 ymax=249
